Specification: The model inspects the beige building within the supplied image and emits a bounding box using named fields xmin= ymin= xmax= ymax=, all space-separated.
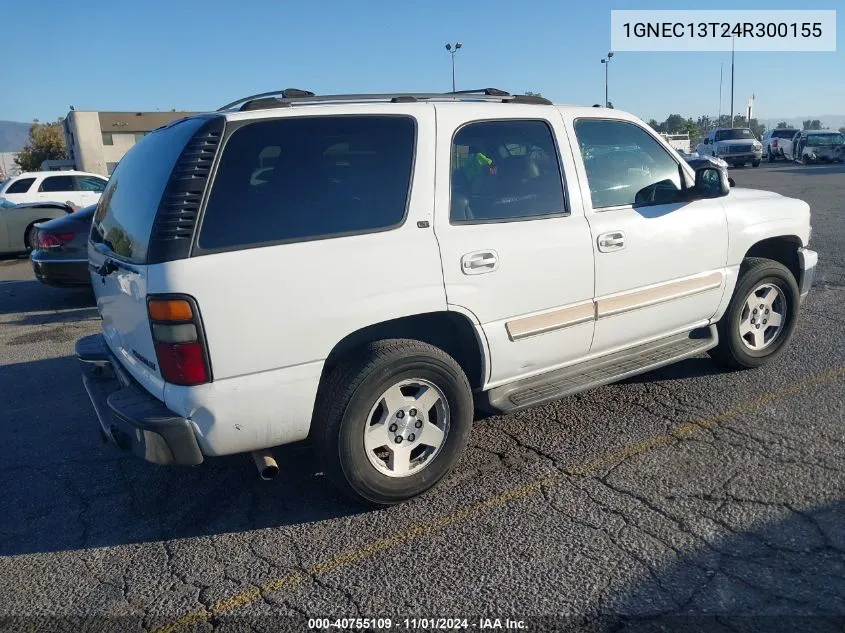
xmin=63 ymin=110 xmax=198 ymax=176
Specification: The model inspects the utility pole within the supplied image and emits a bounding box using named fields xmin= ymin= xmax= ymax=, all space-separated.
xmin=718 ymin=62 xmax=723 ymax=124
xmin=730 ymin=36 xmax=735 ymax=128
xmin=445 ymin=42 xmax=462 ymax=92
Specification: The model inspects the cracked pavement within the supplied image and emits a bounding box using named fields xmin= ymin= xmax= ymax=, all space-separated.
xmin=1 ymin=163 xmax=843 ymax=633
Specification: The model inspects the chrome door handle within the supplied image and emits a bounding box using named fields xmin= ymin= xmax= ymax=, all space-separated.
xmin=461 ymin=250 xmax=499 ymax=274
xmin=597 ymin=231 xmax=626 ymax=252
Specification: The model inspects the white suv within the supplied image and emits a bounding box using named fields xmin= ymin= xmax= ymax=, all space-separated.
xmin=0 ymin=170 xmax=108 ymax=207
xmin=76 ymin=89 xmax=817 ymax=505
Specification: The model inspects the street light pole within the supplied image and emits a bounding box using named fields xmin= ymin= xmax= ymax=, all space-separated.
xmin=445 ymin=42 xmax=462 ymax=92
xmin=600 ymin=51 xmax=614 ymax=107
xmin=730 ymin=36 xmax=735 ymax=128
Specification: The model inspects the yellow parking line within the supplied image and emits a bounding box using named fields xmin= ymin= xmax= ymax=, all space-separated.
xmin=153 ymin=364 xmax=845 ymax=633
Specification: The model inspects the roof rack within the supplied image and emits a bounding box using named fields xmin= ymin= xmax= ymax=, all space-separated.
xmin=216 ymin=87 xmax=552 ymax=112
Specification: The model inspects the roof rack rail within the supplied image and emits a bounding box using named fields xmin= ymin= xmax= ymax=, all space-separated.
xmin=216 ymin=88 xmax=316 ymax=112
xmin=216 ymin=88 xmax=552 ymax=112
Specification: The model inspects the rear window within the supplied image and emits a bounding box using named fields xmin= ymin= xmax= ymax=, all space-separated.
xmin=806 ymin=133 xmax=844 ymax=146
xmin=75 ymin=176 xmax=107 ymax=192
xmin=6 ymin=177 xmax=35 ymax=194
xmin=93 ymin=117 xmax=207 ymax=263
xmin=772 ymin=129 xmax=798 ymax=138
xmin=197 ymin=115 xmax=416 ymax=251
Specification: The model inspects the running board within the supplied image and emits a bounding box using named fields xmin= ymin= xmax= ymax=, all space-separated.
xmin=477 ymin=325 xmax=718 ymax=414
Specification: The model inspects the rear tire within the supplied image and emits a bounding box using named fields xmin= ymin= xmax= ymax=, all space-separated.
xmin=24 ymin=222 xmax=43 ymax=251
xmin=709 ymin=258 xmax=799 ymax=370
xmin=767 ymin=147 xmax=774 ymax=162
xmin=313 ymin=339 xmax=474 ymax=506
xmin=752 ymin=160 xmax=761 ymax=168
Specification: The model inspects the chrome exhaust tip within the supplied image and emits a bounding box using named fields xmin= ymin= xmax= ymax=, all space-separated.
xmin=251 ymin=449 xmax=279 ymax=481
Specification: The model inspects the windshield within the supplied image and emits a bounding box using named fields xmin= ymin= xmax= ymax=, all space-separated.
xmin=806 ymin=133 xmax=845 ymax=146
xmin=715 ymin=129 xmax=755 ymax=141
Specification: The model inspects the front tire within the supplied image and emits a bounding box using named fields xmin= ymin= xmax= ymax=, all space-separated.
xmin=313 ymin=339 xmax=474 ymax=506
xmin=709 ymin=258 xmax=799 ymax=370
xmin=752 ymin=160 xmax=761 ymax=167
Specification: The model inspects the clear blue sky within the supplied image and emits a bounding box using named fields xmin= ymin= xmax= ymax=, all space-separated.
xmin=1 ymin=0 xmax=841 ymax=124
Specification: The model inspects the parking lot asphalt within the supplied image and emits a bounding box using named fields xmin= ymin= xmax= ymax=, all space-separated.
xmin=1 ymin=161 xmax=844 ymax=633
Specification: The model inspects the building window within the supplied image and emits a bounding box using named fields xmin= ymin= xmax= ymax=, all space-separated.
xmin=106 ymin=162 xmax=119 ymax=175
xmin=135 ymin=132 xmax=147 ymax=142
xmin=102 ymin=133 xmax=113 ymax=146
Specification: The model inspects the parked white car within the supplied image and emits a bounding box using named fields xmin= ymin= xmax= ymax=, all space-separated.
xmin=0 ymin=170 xmax=108 ymax=208
xmin=76 ymin=88 xmax=817 ymax=506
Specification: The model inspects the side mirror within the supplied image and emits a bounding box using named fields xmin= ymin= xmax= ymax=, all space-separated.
xmin=728 ymin=176 xmax=736 ymax=187
xmin=694 ymin=166 xmax=730 ymax=198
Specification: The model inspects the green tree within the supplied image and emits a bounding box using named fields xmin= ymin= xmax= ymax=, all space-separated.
xmin=15 ymin=119 xmax=68 ymax=172
xmin=606 ymin=101 xmax=614 ymax=109
xmin=683 ymin=118 xmax=700 ymax=145
xmin=839 ymin=127 xmax=845 ymax=135
xmin=647 ymin=119 xmax=660 ymax=131
xmin=803 ymin=119 xmax=822 ymax=130
xmin=776 ymin=121 xmax=791 ymax=129
xmin=664 ymin=114 xmax=686 ymax=133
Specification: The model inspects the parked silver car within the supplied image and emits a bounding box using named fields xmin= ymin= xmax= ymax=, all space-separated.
xmin=0 ymin=201 xmax=79 ymax=254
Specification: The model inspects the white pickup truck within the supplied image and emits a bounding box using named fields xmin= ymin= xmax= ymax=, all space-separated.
xmin=761 ymin=128 xmax=800 ymax=162
xmin=76 ymin=88 xmax=817 ymax=505
xmin=695 ymin=128 xmax=763 ymax=168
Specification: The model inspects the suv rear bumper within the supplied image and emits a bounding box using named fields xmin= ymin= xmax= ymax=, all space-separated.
xmin=76 ymin=334 xmax=204 ymax=466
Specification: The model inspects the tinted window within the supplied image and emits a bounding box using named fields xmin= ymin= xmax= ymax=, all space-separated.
xmin=75 ymin=176 xmax=107 ymax=192
xmin=198 ymin=115 xmax=415 ymax=250
xmin=773 ymin=129 xmax=798 ymax=138
xmin=93 ymin=117 xmax=208 ymax=263
xmin=5 ymin=178 xmax=35 ymax=194
xmin=450 ymin=120 xmax=565 ymax=223
xmin=39 ymin=175 xmax=74 ymax=192
xmin=575 ymin=119 xmax=683 ymax=209
xmin=102 ymin=133 xmax=113 ymax=146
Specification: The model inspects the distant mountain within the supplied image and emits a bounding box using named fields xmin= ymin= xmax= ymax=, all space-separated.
xmin=758 ymin=115 xmax=845 ymax=131
xmin=0 ymin=120 xmax=31 ymax=152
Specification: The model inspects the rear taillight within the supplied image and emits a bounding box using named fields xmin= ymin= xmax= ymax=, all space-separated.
xmin=37 ymin=232 xmax=75 ymax=249
xmin=773 ymin=140 xmax=779 ymax=148
xmin=147 ymin=296 xmax=211 ymax=386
